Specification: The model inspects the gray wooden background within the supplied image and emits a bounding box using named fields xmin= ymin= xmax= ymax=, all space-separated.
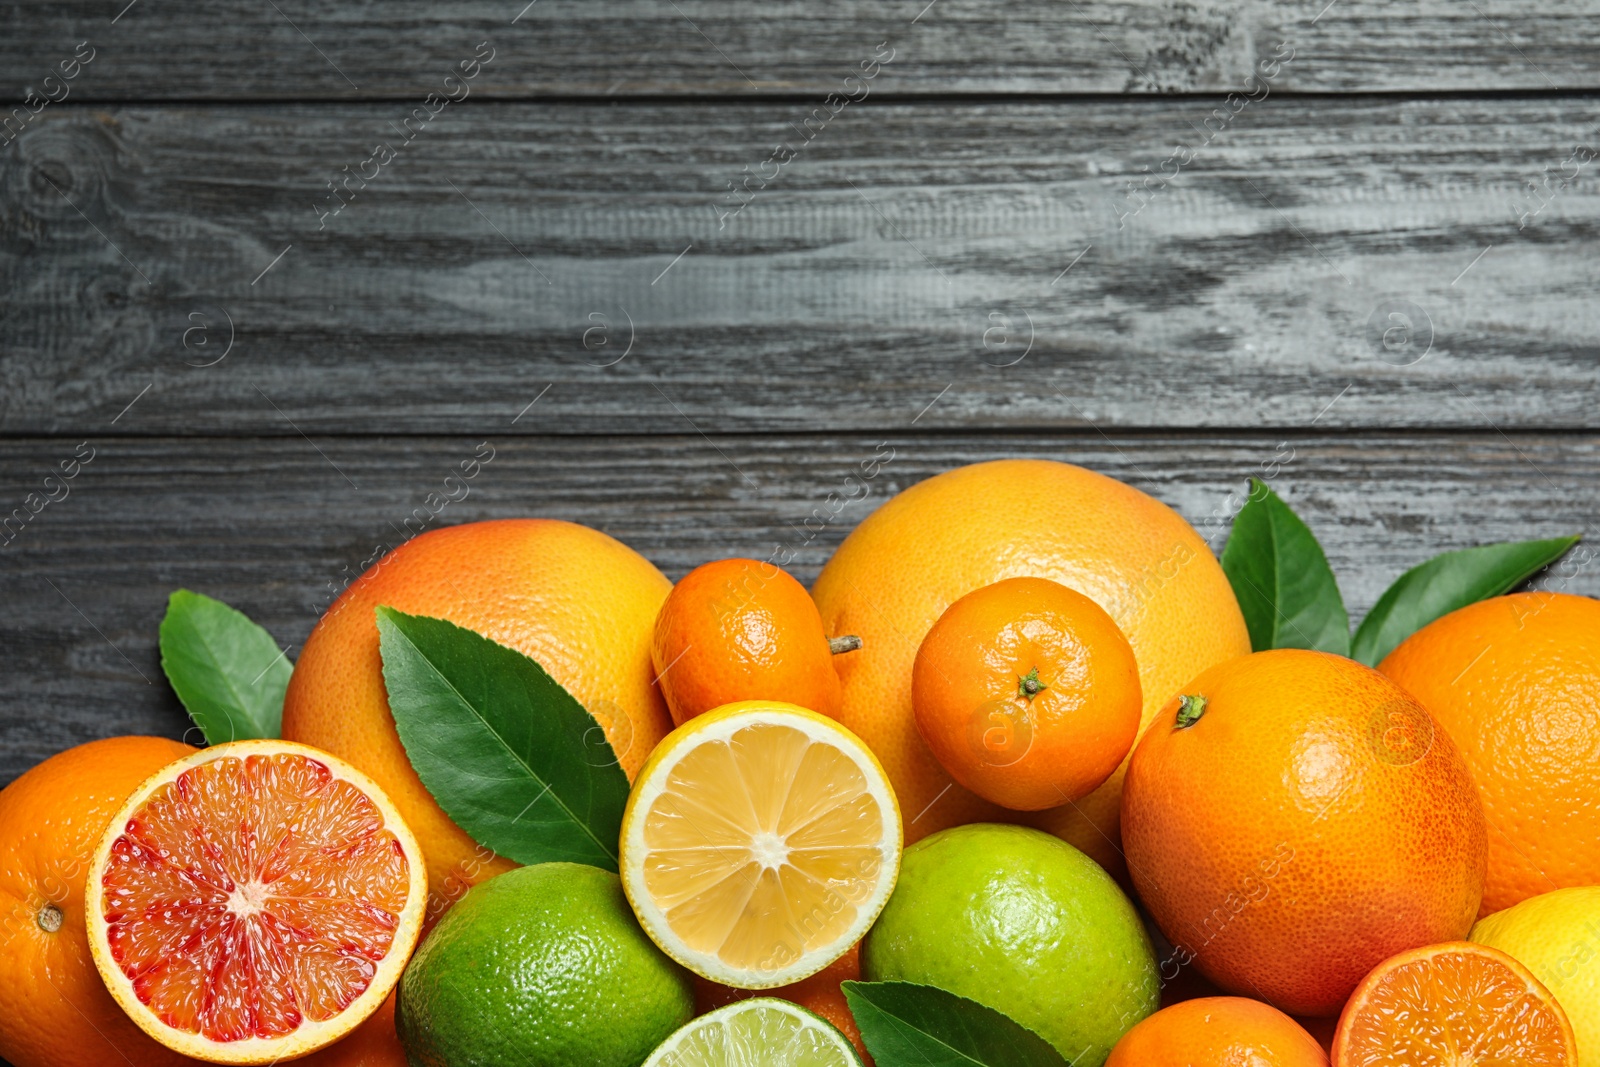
xmin=3 ymin=0 xmax=1599 ymax=794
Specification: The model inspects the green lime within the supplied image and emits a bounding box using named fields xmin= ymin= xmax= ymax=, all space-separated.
xmin=642 ymin=999 xmax=862 ymax=1067
xmin=398 ymin=862 xmax=694 ymax=1067
xmin=862 ymin=824 xmax=1157 ymax=1066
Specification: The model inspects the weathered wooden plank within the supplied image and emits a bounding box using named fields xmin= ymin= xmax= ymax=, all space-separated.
xmin=3 ymin=98 xmax=1599 ymax=434
xmin=2 ymin=1 xmax=1599 ymax=99
xmin=2 ymin=432 xmax=1595 ymax=784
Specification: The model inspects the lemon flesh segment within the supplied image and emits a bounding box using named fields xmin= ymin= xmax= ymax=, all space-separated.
xmin=642 ymin=998 xmax=863 ymax=1067
xmin=622 ymin=702 xmax=902 ymax=989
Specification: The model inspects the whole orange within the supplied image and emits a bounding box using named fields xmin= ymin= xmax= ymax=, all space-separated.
xmin=1106 ymin=996 xmax=1328 ymax=1067
xmin=0 ymin=735 xmax=196 ymax=1067
xmin=282 ymin=519 xmax=673 ymax=913
xmin=1379 ymin=592 xmax=1600 ymax=914
xmin=652 ymin=557 xmax=843 ymax=725
xmin=1122 ymin=649 xmax=1487 ymax=1017
xmin=695 ymin=943 xmax=871 ymax=1065
xmin=912 ymin=576 xmax=1141 ymax=811
xmin=812 ymin=459 xmax=1250 ymax=871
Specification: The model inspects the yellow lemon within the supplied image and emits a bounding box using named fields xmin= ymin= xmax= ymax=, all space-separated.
xmin=1472 ymin=886 xmax=1600 ymax=1067
xmin=619 ymin=701 xmax=901 ymax=989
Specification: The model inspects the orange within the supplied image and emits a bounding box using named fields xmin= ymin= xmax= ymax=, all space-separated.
xmin=85 ymin=740 xmax=428 ymax=1064
xmin=695 ymin=943 xmax=872 ymax=1065
xmin=1332 ymin=941 xmax=1577 ymax=1066
xmin=653 ymin=557 xmax=844 ymax=725
xmin=0 ymin=736 xmax=196 ymax=1067
xmin=812 ymin=459 xmax=1250 ymax=871
xmin=912 ymin=576 xmax=1141 ymax=811
xmin=1380 ymin=591 xmax=1600 ymax=914
xmin=1121 ymin=649 xmax=1487 ymax=1017
xmin=1106 ymin=996 xmax=1328 ymax=1067
xmin=283 ymin=519 xmax=673 ymax=914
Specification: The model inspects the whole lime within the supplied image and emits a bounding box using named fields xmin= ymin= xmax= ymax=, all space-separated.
xmin=862 ymin=824 xmax=1157 ymax=1066
xmin=397 ymin=863 xmax=694 ymax=1067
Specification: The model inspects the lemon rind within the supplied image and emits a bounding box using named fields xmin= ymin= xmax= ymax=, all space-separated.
xmin=620 ymin=701 xmax=901 ymax=990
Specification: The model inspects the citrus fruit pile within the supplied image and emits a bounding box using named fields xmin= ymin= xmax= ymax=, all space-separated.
xmin=0 ymin=459 xmax=1595 ymax=1067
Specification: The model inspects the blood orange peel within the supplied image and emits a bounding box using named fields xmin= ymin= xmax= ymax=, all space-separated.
xmin=85 ymin=740 xmax=428 ymax=1064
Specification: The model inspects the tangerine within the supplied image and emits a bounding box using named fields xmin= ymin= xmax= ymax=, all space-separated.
xmin=652 ymin=558 xmax=845 ymax=725
xmin=1106 ymin=996 xmax=1328 ymax=1067
xmin=912 ymin=576 xmax=1141 ymax=811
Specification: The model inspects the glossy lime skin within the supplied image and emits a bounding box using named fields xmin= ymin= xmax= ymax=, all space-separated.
xmin=862 ymin=824 xmax=1157 ymax=1067
xmin=398 ymin=863 xmax=694 ymax=1067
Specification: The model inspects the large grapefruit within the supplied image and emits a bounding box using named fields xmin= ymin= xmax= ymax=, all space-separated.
xmin=811 ymin=459 xmax=1250 ymax=871
xmin=283 ymin=519 xmax=673 ymax=911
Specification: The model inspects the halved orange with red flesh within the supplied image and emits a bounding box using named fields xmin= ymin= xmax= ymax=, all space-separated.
xmin=1332 ymin=941 xmax=1577 ymax=1067
xmin=85 ymin=740 xmax=428 ymax=1064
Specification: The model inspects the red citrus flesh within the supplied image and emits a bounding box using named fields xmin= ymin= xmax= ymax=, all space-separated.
xmin=98 ymin=751 xmax=413 ymax=1044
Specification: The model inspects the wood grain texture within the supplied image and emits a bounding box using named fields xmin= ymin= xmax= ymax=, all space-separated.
xmin=3 ymin=1 xmax=1599 ymax=99
xmin=4 ymin=98 xmax=1599 ymax=434
xmin=2 ymin=432 xmax=1594 ymax=785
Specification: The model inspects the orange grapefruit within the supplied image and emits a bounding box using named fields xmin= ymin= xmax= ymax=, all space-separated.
xmin=812 ymin=459 xmax=1250 ymax=870
xmin=0 ymin=736 xmax=196 ymax=1067
xmin=283 ymin=519 xmax=673 ymax=913
xmin=85 ymin=740 xmax=427 ymax=1064
xmin=1380 ymin=591 xmax=1600 ymax=914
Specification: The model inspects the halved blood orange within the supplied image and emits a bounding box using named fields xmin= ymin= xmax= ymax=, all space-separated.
xmin=85 ymin=740 xmax=427 ymax=1064
xmin=1332 ymin=941 xmax=1577 ymax=1067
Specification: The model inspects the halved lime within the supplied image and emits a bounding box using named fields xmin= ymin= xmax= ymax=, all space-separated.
xmin=642 ymin=999 xmax=863 ymax=1067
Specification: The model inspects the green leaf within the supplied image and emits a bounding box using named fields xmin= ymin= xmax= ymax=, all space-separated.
xmin=1221 ymin=479 xmax=1351 ymax=655
xmin=842 ymin=981 xmax=1070 ymax=1067
xmin=375 ymin=607 xmax=629 ymax=871
xmin=1351 ymin=535 xmax=1581 ymax=667
xmin=159 ymin=590 xmax=290 ymax=744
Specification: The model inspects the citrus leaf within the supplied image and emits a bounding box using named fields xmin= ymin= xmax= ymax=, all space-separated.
xmin=842 ymin=981 xmax=1070 ymax=1067
xmin=1351 ymin=535 xmax=1581 ymax=667
xmin=376 ymin=606 xmax=628 ymax=871
xmin=1221 ymin=479 xmax=1350 ymax=655
xmin=159 ymin=589 xmax=290 ymax=744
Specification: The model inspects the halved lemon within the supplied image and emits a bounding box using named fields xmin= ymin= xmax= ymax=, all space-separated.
xmin=620 ymin=701 xmax=901 ymax=989
xmin=85 ymin=740 xmax=428 ymax=1064
xmin=643 ymin=998 xmax=863 ymax=1067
